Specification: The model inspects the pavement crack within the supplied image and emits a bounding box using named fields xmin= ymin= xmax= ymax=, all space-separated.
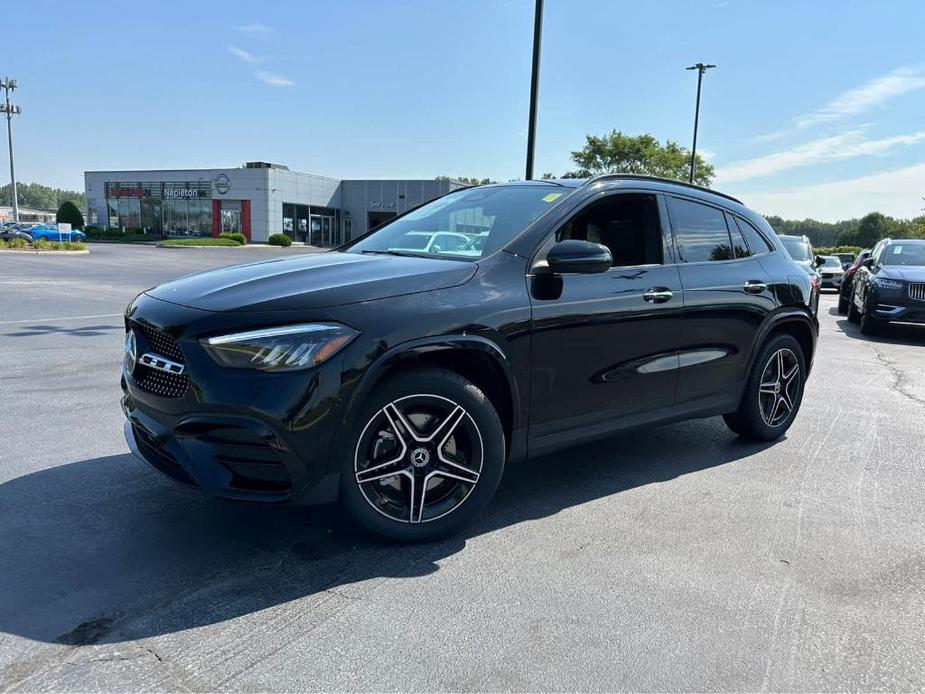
xmin=863 ymin=342 xmax=925 ymax=407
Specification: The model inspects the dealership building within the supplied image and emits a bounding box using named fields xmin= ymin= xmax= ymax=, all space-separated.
xmin=84 ymin=163 xmax=465 ymax=246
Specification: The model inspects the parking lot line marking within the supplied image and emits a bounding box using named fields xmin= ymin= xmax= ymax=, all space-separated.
xmin=0 ymin=313 xmax=123 ymax=325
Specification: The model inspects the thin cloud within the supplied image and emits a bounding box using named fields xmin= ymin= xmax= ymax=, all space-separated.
xmin=795 ymin=66 xmax=925 ymax=129
xmin=234 ymin=23 xmax=273 ymax=36
xmin=227 ymin=45 xmax=256 ymax=63
xmin=741 ymin=162 xmax=925 ymax=222
xmin=255 ymin=70 xmax=294 ymax=87
xmin=716 ymin=128 xmax=925 ymax=183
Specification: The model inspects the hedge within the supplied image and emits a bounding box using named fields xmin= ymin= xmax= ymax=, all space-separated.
xmin=160 ymin=237 xmax=242 ymax=247
xmin=219 ymin=232 xmax=247 ymax=245
xmin=268 ymin=233 xmax=292 ymax=247
xmin=815 ymin=245 xmax=863 ymax=256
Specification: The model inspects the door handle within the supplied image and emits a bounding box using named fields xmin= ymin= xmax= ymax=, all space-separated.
xmin=743 ymin=280 xmax=767 ymax=294
xmin=643 ymin=288 xmax=674 ymax=304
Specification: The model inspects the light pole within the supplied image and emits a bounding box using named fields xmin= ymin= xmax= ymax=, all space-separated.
xmin=685 ymin=63 xmax=715 ymax=184
xmin=524 ymin=0 xmax=543 ymax=180
xmin=0 ymin=77 xmax=21 ymax=222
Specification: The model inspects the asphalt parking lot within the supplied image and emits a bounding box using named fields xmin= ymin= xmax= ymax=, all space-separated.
xmin=1 ymin=245 xmax=924 ymax=692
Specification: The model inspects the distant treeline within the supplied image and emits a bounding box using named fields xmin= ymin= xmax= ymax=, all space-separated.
xmin=765 ymin=212 xmax=925 ymax=249
xmin=0 ymin=182 xmax=85 ymax=212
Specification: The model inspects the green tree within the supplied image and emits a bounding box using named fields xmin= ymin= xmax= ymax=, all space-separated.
xmin=56 ymin=200 xmax=85 ymax=230
xmin=837 ymin=212 xmax=897 ymax=247
xmin=0 ymin=182 xmax=85 ymax=211
xmin=562 ymin=131 xmax=714 ymax=187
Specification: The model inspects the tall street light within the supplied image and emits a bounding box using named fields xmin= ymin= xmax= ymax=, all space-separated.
xmin=0 ymin=77 xmax=21 ymax=222
xmin=524 ymin=0 xmax=543 ymax=180
xmin=685 ymin=63 xmax=715 ymax=185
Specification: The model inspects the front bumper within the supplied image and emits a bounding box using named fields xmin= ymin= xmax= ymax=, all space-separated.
xmin=121 ymin=292 xmax=350 ymax=504
xmin=871 ymin=304 xmax=925 ymax=324
xmin=819 ymin=275 xmax=843 ymax=288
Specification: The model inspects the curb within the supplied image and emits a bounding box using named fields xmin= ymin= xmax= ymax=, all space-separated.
xmin=0 ymin=249 xmax=90 ymax=255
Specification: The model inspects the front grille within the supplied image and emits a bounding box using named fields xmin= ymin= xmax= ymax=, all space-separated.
xmin=134 ymin=322 xmax=185 ymax=363
xmin=910 ymin=283 xmax=925 ymax=302
xmin=132 ymin=424 xmax=194 ymax=485
xmin=129 ymin=321 xmax=190 ymax=398
xmin=132 ymin=367 xmax=189 ymax=398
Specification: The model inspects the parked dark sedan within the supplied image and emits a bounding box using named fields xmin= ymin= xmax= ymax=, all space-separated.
xmin=837 ymin=248 xmax=871 ymax=314
xmin=0 ymin=224 xmax=33 ymax=244
xmin=121 ymin=175 xmax=818 ymax=541
xmin=848 ymin=238 xmax=925 ymax=335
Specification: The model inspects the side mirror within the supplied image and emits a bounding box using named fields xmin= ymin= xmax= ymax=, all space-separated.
xmin=813 ymin=255 xmax=825 ymax=268
xmin=546 ymin=240 xmax=612 ymax=274
xmin=862 ymin=257 xmax=874 ymax=269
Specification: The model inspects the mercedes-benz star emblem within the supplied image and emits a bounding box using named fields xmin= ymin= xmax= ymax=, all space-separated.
xmin=410 ymin=447 xmax=430 ymax=468
xmin=124 ymin=330 xmax=137 ymax=373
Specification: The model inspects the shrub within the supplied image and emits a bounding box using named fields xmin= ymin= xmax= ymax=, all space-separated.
xmin=219 ymin=232 xmax=247 ymax=245
xmin=8 ymin=237 xmax=30 ymax=249
xmin=160 ymin=237 xmax=242 ymax=247
xmin=56 ymin=200 xmax=85 ymax=230
xmin=268 ymin=233 xmax=292 ymax=247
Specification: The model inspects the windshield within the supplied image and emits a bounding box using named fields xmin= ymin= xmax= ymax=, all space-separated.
xmin=822 ymin=256 xmax=842 ymax=269
xmin=781 ymin=237 xmax=812 ymax=261
xmin=882 ymin=243 xmax=925 ymax=267
xmin=345 ymin=185 xmax=568 ymax=260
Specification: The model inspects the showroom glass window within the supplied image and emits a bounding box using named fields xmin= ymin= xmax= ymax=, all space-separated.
xmin=669 ymin=197 xmax=735 ymax=262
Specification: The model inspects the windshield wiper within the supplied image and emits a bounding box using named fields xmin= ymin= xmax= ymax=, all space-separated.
xmin=359 ymin=249 xmax=434 ymax=258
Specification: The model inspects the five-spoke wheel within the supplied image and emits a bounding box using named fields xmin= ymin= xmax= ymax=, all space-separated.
xmin=724 ymin=333 xmax=806 ymax=441
xmin=757 ymin=348 xmax=801 ymax=428
xmin=341 ymin=367 xmax=505 ymax=542
xmin=354 ymin=395 xmax=484 ymax=524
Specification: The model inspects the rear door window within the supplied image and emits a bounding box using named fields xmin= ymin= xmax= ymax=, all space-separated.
xmin=668 ymin=197 xmax=734 ymax=262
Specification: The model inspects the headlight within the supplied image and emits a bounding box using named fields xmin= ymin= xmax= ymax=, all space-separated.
xmin=874 ymin=278 xmax=903 ymax=290
xmin=202 ymin=323 xmax=358 ymax=372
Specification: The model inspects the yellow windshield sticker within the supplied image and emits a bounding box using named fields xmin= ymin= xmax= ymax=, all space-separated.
xmin=542 ymin=193 xmax=563 ymax=203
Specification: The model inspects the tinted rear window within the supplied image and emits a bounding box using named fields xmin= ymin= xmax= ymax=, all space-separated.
xmin=669 ymin=197 xmax=734 ymax=262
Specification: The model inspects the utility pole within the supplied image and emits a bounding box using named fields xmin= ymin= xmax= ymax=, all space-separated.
xmin=0 ymin=77 xmax=21 ymax=222
xmin=524 ymin=0 xmax=543 ymax=180
xmin=685 ymin=63 xmax=715 ymax=184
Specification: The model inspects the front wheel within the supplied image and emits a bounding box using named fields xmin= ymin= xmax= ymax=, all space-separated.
xmin=340 ymin=367 xmax=505 ymax=542
xmin=859 ymin=301 xmax=885 ymax=336
xmin=723 ymin=333 xmax=807 ymax=441
xmin=847 ymin=296 xmax=861 ymax=323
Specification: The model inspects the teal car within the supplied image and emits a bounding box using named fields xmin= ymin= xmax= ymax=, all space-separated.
xmin=28 ymin=224 xmax=87 ymax=243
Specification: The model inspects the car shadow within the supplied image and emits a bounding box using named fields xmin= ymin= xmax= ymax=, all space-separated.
xmin=0 ymin=418 xmax=774 ymax=646
xmin=5 ymin=324 xmax=122 ymax=338
xmin=827 ymin=305 xmax=925 ymax=346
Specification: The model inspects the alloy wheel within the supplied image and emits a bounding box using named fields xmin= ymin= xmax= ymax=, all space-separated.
xmin=354 ymin=394 xmax=484 ymax=524
xmin=757 ymin=348 xmax=800 ymax=428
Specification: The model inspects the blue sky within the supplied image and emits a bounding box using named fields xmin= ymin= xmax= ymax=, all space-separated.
xmin=6 ymin=0 xmax=925 ymax=220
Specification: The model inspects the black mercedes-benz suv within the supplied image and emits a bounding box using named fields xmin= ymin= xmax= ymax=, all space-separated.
xmin=122 ymin=175 xmax=818 ymax=541
xmin=847 ymin=237 xmax=925 ymax=335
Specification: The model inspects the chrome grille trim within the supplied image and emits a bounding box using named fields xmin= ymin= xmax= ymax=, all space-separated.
xmin=909 ymin=283 xmax=925 ymax=302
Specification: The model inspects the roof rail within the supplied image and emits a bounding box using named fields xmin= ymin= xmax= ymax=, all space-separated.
xmin=584 ymin=173 xmax=743 ymax=204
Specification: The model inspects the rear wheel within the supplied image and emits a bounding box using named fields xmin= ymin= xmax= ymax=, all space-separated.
xmin=837 ymin=292 xmax=850 ymax=315
xmin=340 ymin=367 xmax=505 ymax=542
xmin=723 ymin=333 xmax=806 ymax=441
xmin=37 ymin=235 xmax=48 ymax=242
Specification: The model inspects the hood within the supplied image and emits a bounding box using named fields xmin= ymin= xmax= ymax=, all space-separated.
xmin=146 ymin=251 xmax=478 ymax=312
xmin=879 ymin=265 xmax=925 ymax=282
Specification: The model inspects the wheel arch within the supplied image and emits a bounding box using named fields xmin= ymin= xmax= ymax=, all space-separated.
xmin=332 ymin=335 xmax=522 ymax=471
xmin=749 ymin=310 xmax=817 ymax=378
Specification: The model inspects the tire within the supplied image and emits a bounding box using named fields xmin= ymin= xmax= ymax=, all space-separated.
xmin=847 ymin=295 xmax=861 ymax=323
xmin=723 ymin=333 xmax=807 ymax=442
xmin=859 ymin=301 xmax=885 ymax=336
xmin=37 ymin=235 xmax=48 ymax=242
xmin=837 ymin=293 xmax=850 ymax=315
xmin=340 ymin=367 xmax=505 ymax=542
